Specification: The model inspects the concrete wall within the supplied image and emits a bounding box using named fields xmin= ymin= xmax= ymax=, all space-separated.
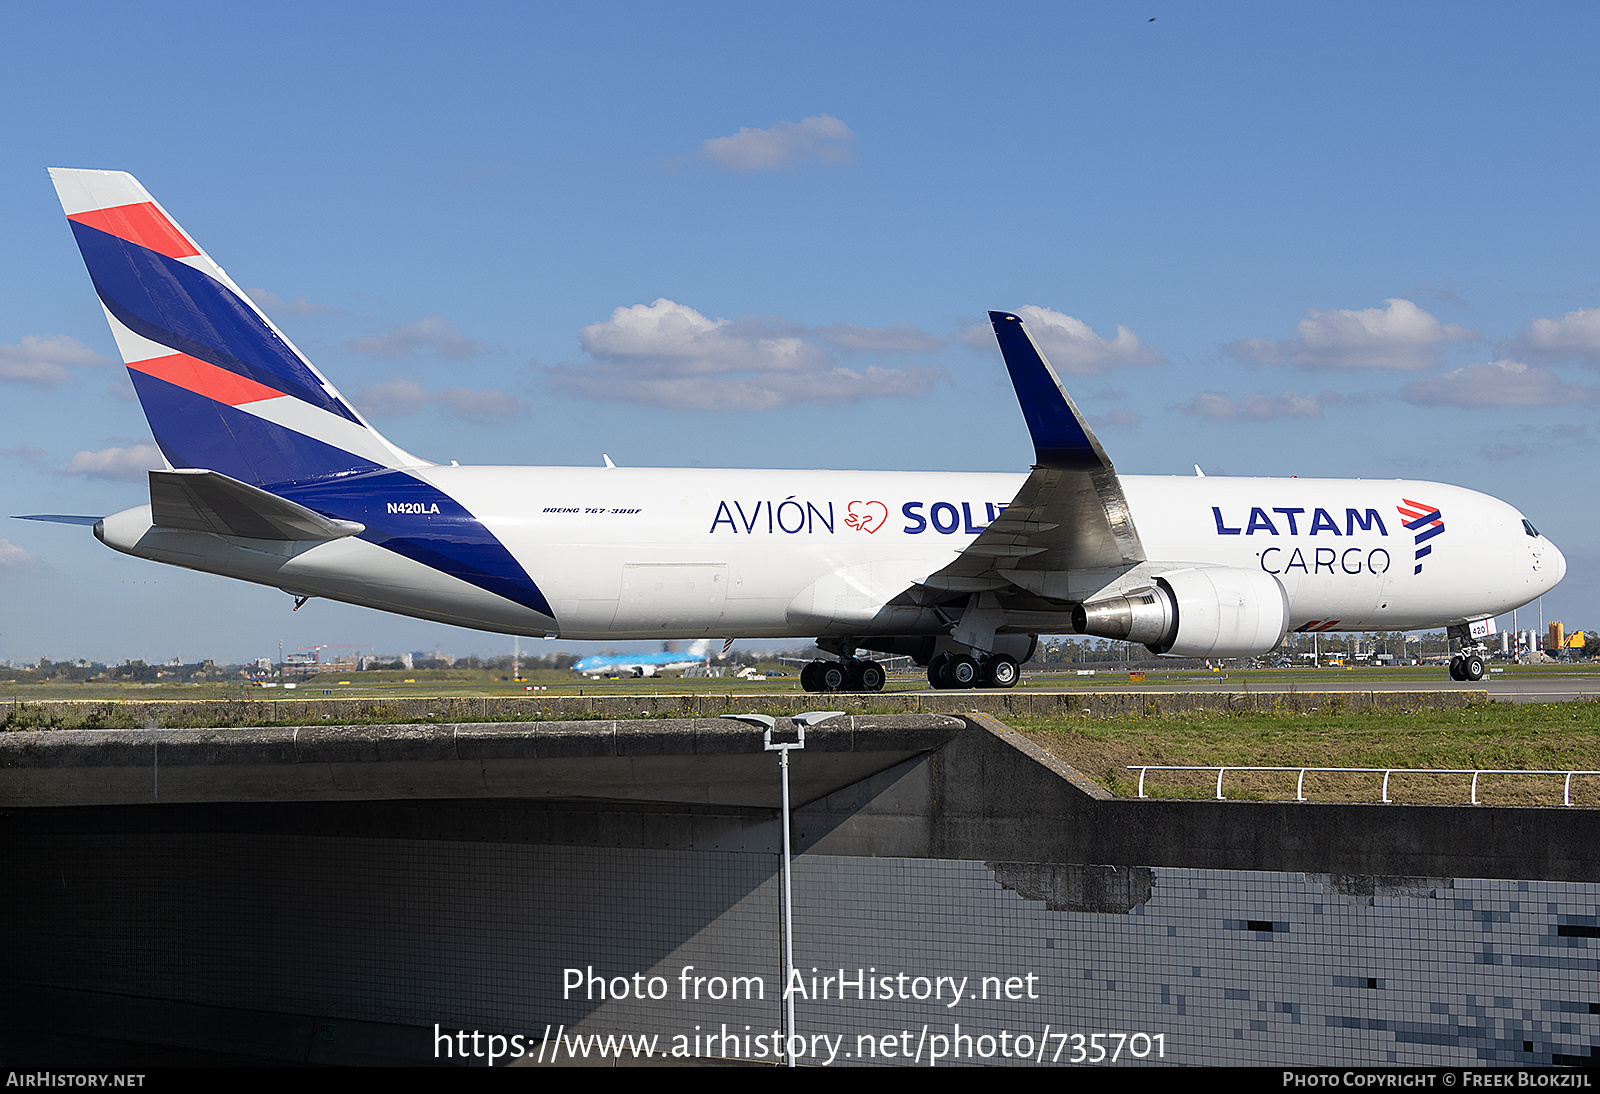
xmin=800 ymin=714 xmax=1600 ymax=881
xmin=6 ymin=710 xmax=1593 ymax=881
xmin=3 ymin=709 xmax=1595 ymax=1066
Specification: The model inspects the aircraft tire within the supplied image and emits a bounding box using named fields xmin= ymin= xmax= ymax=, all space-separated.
xmin=927 ymin=654 xmax=951 ymax=690
xmin=1462 ymin=655 xmax=1486 ymax=682
xmin=986 ymin=655 xmax=1020 ymax=689
xmin=819 ymin=661 xmax=848 ymax=692
xmin=1448 ymin=657 xmax=1464 ymax=682
xmin=854 ymin=660 xmax=886 ymax=692
xmin=800 ymin=661 xmax=823 ymax=692
xmin=947 ymin=654 xmax=979 ymax=689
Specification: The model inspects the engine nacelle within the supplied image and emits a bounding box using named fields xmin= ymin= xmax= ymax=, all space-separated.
xmin=1074 ymin=567 xmax=1290 ymax=658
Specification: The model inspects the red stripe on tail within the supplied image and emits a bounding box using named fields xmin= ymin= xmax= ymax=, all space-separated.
xmin=68 ymin=202 xmax=199 ymax=260
xmin=128 ymin=352 xmax=286 ymax=406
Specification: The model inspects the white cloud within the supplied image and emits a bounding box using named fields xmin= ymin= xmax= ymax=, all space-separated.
xmin=60 ymin=443 xmax=164 ymax=482
xmin=958 ymin=306 xmax=1166 ymax=374
xmin=0 ymin=538 xmax=43 ymax=573
xmin=1504 ymin=308 xmax=1600 ymax=366
xmin=345 ymin=316 xmax=489 ymax=361
xmin=1225 ymin=299 xmax=1475 ymax=371
xmin=549 ymin=365 xmax=940 ymax=412
xmin=815 ymin=324 xmax=945 ymax=354
xmin=578 ymin=299 xmax=826 ymax=374
xmin=244 ymin=288 xmax=346 ymax=317
xmin=354 ymin=379 xmax=524 ymax=424
xmin=105 ymin=374 xmax=139 ymax=403
xmin=701 ymin=115 xmax=856 ymax=171
xmin=1175 ymin=390 xmax=1333 ymax=421
xmin=1472 ymin=422 xmax=1587 ymax=460
xmin=1477 ymin=423 xmax=1593 ymax=460
xmin=431 ymin=387 xmax=524 ymax=422
xmin=544 ymin=298 xmax=945 ymax=410
xmin=1480 ymin=442 xmax=1529 ymax=460
xmin=0 ymin=335 xmax=113 ymax=388
xmin=1084 ymin=386 xmax=1127 ymax=401
xmin=2 ymin=446 xmax=49 ymax=469
xmin=1087 ymin=408 xmax=1144 ymax=428
xmin=1399 ymin=360 xmax=1596 ymax=408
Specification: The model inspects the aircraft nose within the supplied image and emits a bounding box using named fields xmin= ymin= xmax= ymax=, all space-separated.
xmin=1549 ymin=537 xmax=1567 ymax=586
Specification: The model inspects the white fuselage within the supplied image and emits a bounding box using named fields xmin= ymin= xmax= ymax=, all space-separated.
xmin=95 ymin=465 xmax=1565 ymax=642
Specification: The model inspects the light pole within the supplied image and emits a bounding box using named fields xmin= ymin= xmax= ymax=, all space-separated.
xmin=721 ymin=710 xmax=842 ymax=1067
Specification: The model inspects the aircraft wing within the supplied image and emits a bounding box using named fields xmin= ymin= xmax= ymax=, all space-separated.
xmin=149 ymin=469 xmax=365 ymax=541
xmin=913 ymin=311 xmax=1146 ymax=601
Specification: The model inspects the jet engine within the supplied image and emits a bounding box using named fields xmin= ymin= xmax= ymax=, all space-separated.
xmin=1073 ymin=567 xmax=1290 ymax=658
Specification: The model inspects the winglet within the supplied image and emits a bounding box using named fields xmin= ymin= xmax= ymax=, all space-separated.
xmin=989 ymin=311 xmax=1115 ymax=471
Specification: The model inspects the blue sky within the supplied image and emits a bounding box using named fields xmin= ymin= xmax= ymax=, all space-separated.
xmin=2 ymin=1 xmax=1596 ymax=664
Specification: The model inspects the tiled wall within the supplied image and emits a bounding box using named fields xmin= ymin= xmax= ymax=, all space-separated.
xmin=4 ymin=832 xmax=1595 ymax=1066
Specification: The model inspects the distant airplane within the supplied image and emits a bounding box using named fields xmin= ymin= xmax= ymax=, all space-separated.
xmin=25 ymin=169 xmax=1565 ymax=691
xmin=573 ymin=639 xmax=712 ymax=679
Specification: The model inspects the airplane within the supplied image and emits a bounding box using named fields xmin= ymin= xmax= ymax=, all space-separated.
xmin=573 ymin=639 xmax=712 ymax=679
xmin=22 ymin=168 xmax=1565 ymax=692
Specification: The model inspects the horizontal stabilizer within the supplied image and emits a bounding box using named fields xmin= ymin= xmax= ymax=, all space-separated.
xmin=149 ymin=469 xmax=365 ymax=541
xmin=14 ymin=514 xmax=103 ymax=525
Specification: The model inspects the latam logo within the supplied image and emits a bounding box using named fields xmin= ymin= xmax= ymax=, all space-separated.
xmin=1212 ymin=507 xmax=1389 ymax=537
xmin=1397 ymin=499 xmax=1444 ymax=575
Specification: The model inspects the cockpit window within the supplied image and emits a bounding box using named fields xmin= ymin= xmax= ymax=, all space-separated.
xmin=1523 ymin=518 xmax=1541 ymax=538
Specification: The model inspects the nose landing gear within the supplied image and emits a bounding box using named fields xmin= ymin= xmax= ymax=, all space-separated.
xmin=1446 ymin=624 xmax=1489 ymax=681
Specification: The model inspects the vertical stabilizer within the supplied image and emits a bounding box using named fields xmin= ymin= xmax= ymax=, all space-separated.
xmin=50 ymin=168 xmax=425 ymax=487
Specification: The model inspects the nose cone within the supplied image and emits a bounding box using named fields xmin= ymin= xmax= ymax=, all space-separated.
xmin=1549 ymin=537 xmax=1568 ymax=587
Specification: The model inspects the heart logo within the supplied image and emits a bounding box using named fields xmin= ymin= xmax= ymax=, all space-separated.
xmin=844 ymin=500 xmax=888 ymax=534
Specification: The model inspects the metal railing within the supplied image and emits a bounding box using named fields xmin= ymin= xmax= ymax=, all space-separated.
xmin=1127 ymin=765 xmax=1600 ymax=806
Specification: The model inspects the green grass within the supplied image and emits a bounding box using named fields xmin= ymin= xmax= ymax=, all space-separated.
xmin=9 ymin=660 xmax=1598 ymax=704
xmin=1012 ymin=701 xmax=1600 ymax=806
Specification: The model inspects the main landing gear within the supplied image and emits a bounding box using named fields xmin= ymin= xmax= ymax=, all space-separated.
xmin=799 ymin=657 xmax=886 ymax=693
xmin=926 ymin=651 xmax=1019 ymax=690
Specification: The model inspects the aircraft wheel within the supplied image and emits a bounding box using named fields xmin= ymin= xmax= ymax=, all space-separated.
xmin=818 ymin=661 xmax=848 ymax=692
xmin=1461 ymin=654 xmax=1486 ymax=682
xmin=1447 ymin=656 xmax=1464 ymax=682
xmin=927 ymin=654 xmax=951 ymax=690
xmin=800 ymin=661 xmax=823 ymax=692
xmin=986 ymin=655 xmax=1020 ymax=689
xmin=947 ymin=654 xmax=979 ymax=689
xmin=855 ymin=660 xmax=886 ymax=692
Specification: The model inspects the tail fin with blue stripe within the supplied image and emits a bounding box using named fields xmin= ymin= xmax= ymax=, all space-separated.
xmin=50 ymin=169 xmax=424 ymax=488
